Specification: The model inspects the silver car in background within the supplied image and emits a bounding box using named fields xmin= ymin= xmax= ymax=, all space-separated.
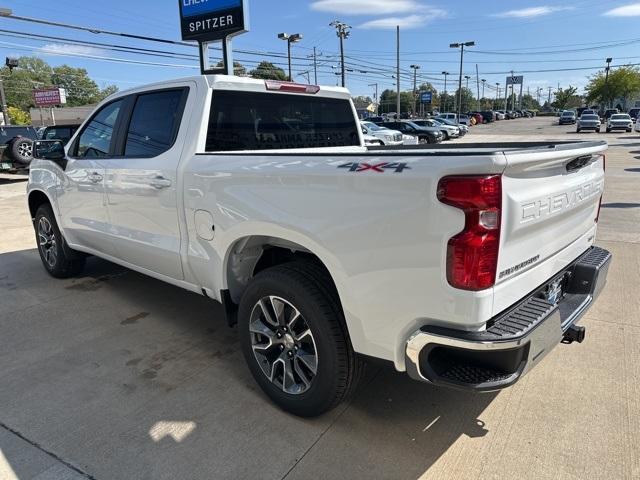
xmin=577 ymin=114 xmax=601 ymax=133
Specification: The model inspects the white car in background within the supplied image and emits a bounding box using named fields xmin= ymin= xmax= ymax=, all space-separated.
xmin=495 ymin=111 xmax=506 ymax=121
xmin=360 ymin=121 xmax=404 ymax=146
xmin=636 ymin=116 xmax=640 ymax=132
xmin=606 ymin=113 xmax=633 ymax=133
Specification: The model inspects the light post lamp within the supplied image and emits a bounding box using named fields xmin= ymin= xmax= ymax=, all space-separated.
xmin=278 ymin=32 xmax=303 ymax=81
xmin=410 ymin=64 xmax=420 ymax=116
xmin=450 ymin=41 xmax=475 ymax=121
xmin=441 ymin=71 xmax=450 ymax=113
xmin=604 ymin=57 xmax=613 ymax=109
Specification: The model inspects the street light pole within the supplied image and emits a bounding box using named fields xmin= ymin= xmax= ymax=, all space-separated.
xmin=410 ymin=64 xmax=420 ymax=117
xmin=481 ymin=79 xmax=486 ymax=99
xmin=441 ymin=71 xmax=449 ymax=113
xmin=450 ymin=41 xmax=475 ymax=122
xmin=605 ymin=57 xmax=612 ymax=109
xmin=278 ymin=33 xmax=303 ymax=81
xmin=330 ymin=21 xmax=351 ymax=88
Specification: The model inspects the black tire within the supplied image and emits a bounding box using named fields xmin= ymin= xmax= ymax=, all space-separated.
xmin=442 ymin=131 xmax=449 ymax=141
xmin=576 ymin=128 xmax=581 ymax=133
xmin=34 ymin=204 xmax=85 ymax=278
xmin=238 ymin=261 xmax=363 ymax=417
xmin=9 ymin=138 xmax=34 ymax=165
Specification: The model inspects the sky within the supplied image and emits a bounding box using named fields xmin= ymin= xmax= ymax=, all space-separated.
xmin=2 ymin=0 xmax=640 ymax=104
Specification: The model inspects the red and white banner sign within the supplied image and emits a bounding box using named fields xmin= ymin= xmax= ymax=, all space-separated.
xmin=32 ymin=88 xmax=67 ymax=107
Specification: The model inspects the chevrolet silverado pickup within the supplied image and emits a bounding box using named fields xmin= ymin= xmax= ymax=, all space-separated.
xmin=28 ymin=75 xmax=611 ymax=417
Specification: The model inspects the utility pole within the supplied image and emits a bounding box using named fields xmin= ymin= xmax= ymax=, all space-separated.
xmin=604 ymin=57 xmax=612 ymax=109
xmin=313 ymin=47 xmax=318 ymax=84
xmin=368 ymin=83 xmax=378 ymax=115
xmin=396 ymin=26 xmax=401 ymax=117
xmin=330 ymin=21 xmax=351 ymax=88
xmin=496 ymin=83 xmax=500 ymax=109
xmin=475 ymin=65 xmax=480 ymax=111
xmin=450 ymin=41 xmax=475 ymax=122
xmin=410 ymin=64 xmax=420 ymax=117
xmin=481 ymin=79 xmax=486 ymax=99
xmin=441 ymin=71 xmax=449 ymax=113
xmin=548 ymin=86 xmax=553 ymax=105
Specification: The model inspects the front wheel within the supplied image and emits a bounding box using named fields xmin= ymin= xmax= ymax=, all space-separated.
xmin=576 ymin=128 xmax=581 ymax=133
xmin=35 ymin=204 xmax=85 ymax=278
xmin=238 ymin=262 xmax=362 ymax=417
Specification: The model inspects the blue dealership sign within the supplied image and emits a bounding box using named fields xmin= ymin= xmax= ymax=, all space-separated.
xmin=179 ymin=0 xmax=248 ymax=42
xmin=421 ymin=92 xmax=432 ymax=104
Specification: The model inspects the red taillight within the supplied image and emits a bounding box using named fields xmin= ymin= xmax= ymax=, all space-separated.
xmin=265 ymin=80 xmax=320 ymax=94
xmin=437 ymin=175 xmax=502 ymax=291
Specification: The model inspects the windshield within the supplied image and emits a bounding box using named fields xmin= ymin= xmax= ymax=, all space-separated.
xmin=362 ymin=121 xmax=384 ymax=131
xmin=562 ymin=112 xmax=575 ymax=116
xmin=582 ymin=115 xmax=599 ymax=120
xmin=611 ymin=114 xmax=630 ymax=120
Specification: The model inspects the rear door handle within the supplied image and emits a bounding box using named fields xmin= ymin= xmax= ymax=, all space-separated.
xmin=88 ymin=172 xmax=103 ymax=183
xmin=150 ymin=176 xmax=172 ymax=189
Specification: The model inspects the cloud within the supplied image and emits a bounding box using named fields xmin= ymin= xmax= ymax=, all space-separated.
xmin=493 ymin=6 xmax=573 ymax=18
xmin=603 ymin=3 xmax=640 ymax=16
xmin=311 ymin=0 xmax=427 ymax=15
xmin=39 ymin=43 xmax=104 ymax=57
xmin=359 ymin=11 xmax=447 ymax=29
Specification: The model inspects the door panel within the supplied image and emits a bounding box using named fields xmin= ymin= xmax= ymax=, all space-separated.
xmin=57 ymin=99 xmax=123 ymax=255
xmin=103 ymin=87 xmax=191 ymax=280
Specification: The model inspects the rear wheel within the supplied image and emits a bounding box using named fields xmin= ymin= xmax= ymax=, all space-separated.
xmin=35 ymin=204 xmax=85 ymax=278
xmin=238 ymin=262 xmax=362 ymax=417
xmin=576 ymin=127 xmax=581 ymax=133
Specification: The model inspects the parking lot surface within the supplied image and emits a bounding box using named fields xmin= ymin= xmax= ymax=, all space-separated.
xmin=1 ymin=116 xmax=638 ymax=480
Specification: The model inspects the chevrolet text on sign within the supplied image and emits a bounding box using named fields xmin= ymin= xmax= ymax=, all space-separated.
xmin=179 ymin=0 xmax=247 ymax=42
xmin=33 ymin=88 xmax=67 ymax=107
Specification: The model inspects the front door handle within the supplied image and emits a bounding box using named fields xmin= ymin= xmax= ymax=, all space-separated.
xmin=88 ymin=172 xmax=103 ymax=183
xmin=150 ymin=176 xmax=172 ymax=189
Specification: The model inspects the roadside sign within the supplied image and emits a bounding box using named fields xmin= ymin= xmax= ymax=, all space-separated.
xmin=420 ymin=92 xmax=432 ymax=104
xmin=32 ymin=88 xmax=67 ymax=107
xmin=506 ymin=76 xmax=524 ymax=86
xmin=179 ymin=0 xmax=248 ymax=42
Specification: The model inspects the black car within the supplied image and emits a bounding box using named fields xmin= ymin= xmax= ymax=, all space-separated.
xmin=470 ymin=111 xmax=495 ymax=124
xmin=0 ymin=126 xmax=39 ymax=172
xmin=377 ymin=121 xmax=443 ymax=144
xmin=628 ymin=108 xmax=640 ymax=122
xmin=603 ymin=109 xmax=619 ymax=122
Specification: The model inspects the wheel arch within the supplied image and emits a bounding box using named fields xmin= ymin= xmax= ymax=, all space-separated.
xmin=28 ymin=189 xmax=53 ymax=221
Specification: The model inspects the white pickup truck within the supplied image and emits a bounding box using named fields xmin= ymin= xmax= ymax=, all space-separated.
xmin=28 ymin=75 xmax=611 ymax=417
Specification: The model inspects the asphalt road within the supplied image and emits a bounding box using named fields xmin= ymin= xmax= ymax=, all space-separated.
xmin=1 ymin=117 xmax=638 ymax=480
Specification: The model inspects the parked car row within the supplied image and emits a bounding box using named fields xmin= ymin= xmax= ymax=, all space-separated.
xmin=562 ymin=109 xmax=635 ymax=133
xmin=0 ymin=124 xmax=79 ymax=173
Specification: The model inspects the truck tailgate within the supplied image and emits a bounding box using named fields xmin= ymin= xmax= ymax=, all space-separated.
xmin=494 ymin=141 xmax=607 ymax=314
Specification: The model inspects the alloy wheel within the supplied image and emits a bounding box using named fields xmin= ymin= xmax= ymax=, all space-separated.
xmin=18 ymin=141 xmax=33 ymax=158
xmin=38 ymin=216 xmax=57 ymax=268
xmin=249 ymin=295 xmax=318 ymax=395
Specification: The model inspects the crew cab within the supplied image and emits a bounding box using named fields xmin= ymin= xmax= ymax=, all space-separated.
xmin=29 ymin=75 xmax=611 ymax=417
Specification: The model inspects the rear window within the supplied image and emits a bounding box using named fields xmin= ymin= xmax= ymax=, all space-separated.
xmin=205 ymin=91 xmax=359 ymax=152
xmin=0 ymin=127 xmax=37 ymax=144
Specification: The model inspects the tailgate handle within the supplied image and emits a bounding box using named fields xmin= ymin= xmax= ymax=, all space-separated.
xmin=566 ymin=155 xmax=596 ymax=172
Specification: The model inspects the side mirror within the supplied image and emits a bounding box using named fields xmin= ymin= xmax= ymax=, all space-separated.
xmin=34 ymin=140 xmax=67 ymax=168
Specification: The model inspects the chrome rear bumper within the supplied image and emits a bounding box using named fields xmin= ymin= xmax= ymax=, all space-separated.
xmin=405 ymin=246 xmax=611 ymax=391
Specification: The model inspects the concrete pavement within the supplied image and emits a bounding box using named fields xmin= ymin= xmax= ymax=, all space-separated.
xmin=0 ymin=117 xmax=638 ymax=479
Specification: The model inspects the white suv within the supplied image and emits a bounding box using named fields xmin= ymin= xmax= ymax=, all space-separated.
xmin=360 ymin=121 xmax=404 ymax=146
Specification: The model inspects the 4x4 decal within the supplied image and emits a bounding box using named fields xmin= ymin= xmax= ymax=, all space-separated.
xmin=338 ymin=162 xmax=411 ymax=173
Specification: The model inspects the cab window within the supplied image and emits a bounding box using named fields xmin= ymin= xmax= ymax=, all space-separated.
xmin=75 ymin=100 xmax=123 ymax=158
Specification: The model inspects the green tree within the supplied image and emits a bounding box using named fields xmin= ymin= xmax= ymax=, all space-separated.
xmin=552 ymin=86 xmax=582 ymax=111
xmin=99 ymin=85 xmax=119 ymax=99
xmin=52 ymin=65 xmax=101 ymax=106
xmin=215 ymin=61 xmax=247 ymax=76
xmin=352 ymin=96 xmax=373 ymax=109
xmin=249 ymin=61 xmax=287 ymax=81
xmin=378 ymin=89 xmax=415 ymax=114
xmin=452 ymin=87 xmax=475 ymax=112
xmin=7 ymin=106 xmax=31 ymax=125
xmin=521 ymin=94 xmax=541 ymax=110
xmin=585 ymin=66 xmax=640 ymax=109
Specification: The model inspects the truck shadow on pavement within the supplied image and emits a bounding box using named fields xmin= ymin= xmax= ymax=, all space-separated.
xmin=0 ymin=177 xmax=27 ymax=185
xmin=0 ymin=249 xmax=499 ymax=480
xmin=601 ymin=202 xmax=640 ymax=209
